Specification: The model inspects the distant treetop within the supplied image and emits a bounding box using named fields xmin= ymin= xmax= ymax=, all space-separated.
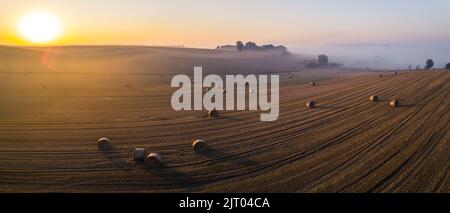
xmin=216 ymin=41 xmax=289 ymax=54
xmin=425 ymin=59 xmax=434 ymax=70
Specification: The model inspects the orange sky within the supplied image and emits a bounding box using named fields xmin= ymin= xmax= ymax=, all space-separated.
xmin=1 ymin=0 xmax=450 ymax=47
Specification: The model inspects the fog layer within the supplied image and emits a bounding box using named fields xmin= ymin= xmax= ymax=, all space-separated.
xmin=292 ymin=42 xmax=450 ymax=70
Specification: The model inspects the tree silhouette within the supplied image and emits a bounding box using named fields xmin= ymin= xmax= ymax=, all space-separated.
xmin=245 ymin=42 xmax=258 ymax=50
xmin=236 ymin=41 xmax=244 ymax=52
xmin=446 ymin=63 xmax=450 ymax=70
xmin=425 ymin=59 xmax=434 ymax=70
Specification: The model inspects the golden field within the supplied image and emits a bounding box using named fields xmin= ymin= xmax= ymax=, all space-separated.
xmin=0 ymin=46 xmax=448 ymax=192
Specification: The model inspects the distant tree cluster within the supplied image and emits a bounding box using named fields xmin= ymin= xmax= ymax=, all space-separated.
xmin=414 ymin=59 xmax=450 ymax=70
xmin=216 ymin=41 xmax=289 ymax=54
xmin=409 ymin=59 xmax=450 ymax=70
xmin=238 ymin=41 xmax=288 ymax=53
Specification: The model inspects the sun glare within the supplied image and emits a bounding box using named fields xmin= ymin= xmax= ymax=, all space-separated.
xmin=19 ymin=12 xmax=61 ymax=44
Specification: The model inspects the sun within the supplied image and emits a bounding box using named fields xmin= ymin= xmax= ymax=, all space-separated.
xmin=19 ymin=12 xmax=61 ymax=44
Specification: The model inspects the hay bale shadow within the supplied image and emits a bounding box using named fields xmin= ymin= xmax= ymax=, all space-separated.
xmin=385 ymin=99 xmax=415 ymax=108
xmin=196 ymin=113 xmax=245 ymax=121
xmin=101 ymin=147 xmax=132 ymax=171
xmin=376 ymin=97 xmax=388 ymax=102
xmin=400 ymin=103 xmax=416 ymax=108
xmin=396 ymin=99 xmax=416 ymax=108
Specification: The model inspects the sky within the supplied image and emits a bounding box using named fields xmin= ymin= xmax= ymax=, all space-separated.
xmin=1 ymin=0 xmax=449 ymax=68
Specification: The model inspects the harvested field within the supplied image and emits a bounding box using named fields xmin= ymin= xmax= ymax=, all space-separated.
xmin=0 ymin=46 xmax=448 ymax=193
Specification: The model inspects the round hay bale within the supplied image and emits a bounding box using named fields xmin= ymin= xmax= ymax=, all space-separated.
xmin=145 ymin=153 xmax=162 ymax=168
xmin=192 ymin=139 xmax=208 ymax=153
xmin=369 ymin=95 xmax=379 ymax=102
xmin=97 ymin=137 xmax=111 ymax=150
xmin=378 ymin=74 xmax=383 ymax=77
xmin=389 ymin=99 xmax=400 ymax=108
xmin=133 ymin=148 xmax=146 ymax=161
xmin=310 ymin=81 xmax=316 ymax=86
xmin=394 ymin=71 xmax=398 ymax=75
xmin=306 ymin=101 xmax=316 ymax=109
xmin=209 ymin=109 xmax=219 ymax=118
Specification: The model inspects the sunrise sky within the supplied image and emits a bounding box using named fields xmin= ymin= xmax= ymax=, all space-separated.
xmin=1 ymin=0 xmax=449 ymax=48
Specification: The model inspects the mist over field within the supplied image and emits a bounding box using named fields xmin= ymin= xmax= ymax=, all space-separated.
xmin=292 ymin=42 xmax=450 ymax=69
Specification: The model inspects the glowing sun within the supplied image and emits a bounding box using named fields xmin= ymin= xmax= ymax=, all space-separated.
xmin=19 ymin=12 xmax=61 ymax=43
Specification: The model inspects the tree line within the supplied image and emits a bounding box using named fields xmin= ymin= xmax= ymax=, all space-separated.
xmin=216 ymin=41 xmax=288 ymax=54
xmin=410 ymin=59 xmax=450 ymax=70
